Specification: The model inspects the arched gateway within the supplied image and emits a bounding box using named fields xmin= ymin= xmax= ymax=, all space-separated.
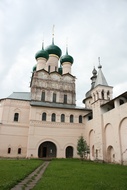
xmin=38 ymin=141 xmax=57 ymax=158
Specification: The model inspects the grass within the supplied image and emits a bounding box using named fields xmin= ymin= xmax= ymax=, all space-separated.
xmin=0 ymin=158 xmax=43 ymax=190
xmin=33 ymin=159 xmax=127 ymax=190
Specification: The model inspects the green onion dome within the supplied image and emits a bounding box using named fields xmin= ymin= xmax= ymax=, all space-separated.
xmin=33 ymin=64 xmax=37 ymax=72
xmin=60 ymin=54 xmax=74 ymax=65
xmin=45 ymin=44 xmax=62 ymax=58
xmin=35 ymin=49 xmax=49 ymax=60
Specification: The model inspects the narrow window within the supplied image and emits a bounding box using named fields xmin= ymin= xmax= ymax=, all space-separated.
xmin=42 ymin=112 xmax=46 ymax=121
xmin=61 ymin=114 xmax=65 ymax=122
xmin=70 ymin=115 xmax=73 ymax=123
xmin=52 ymin=113 xmax=56 ymax=122
xmin=14 ymin=113 xmax=19 ymax=122
xmin=102 ymin=90 xmax=104 ymax=99
xmin=48 ymin=65 xmax=50 ymax=73
xmin=79 ymin=115 xmax=82 ymax=123
xmin=107 ymin=91 xmax=110 ymax=100
xmin=18 ymin=148 xmax=21 ymax=154
xmin=64 ymin=94 xmax=67 ymax=104
xmin=41 ymin=92 xmax=45 ymax=101
xmin=53 ymin=93 xmax=56 ymax=103
xmin=8 ymin=147 xmax=11 ymax=154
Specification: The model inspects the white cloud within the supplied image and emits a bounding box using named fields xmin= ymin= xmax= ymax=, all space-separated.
xmin=0 ymin=0 xmax=127 ymax=105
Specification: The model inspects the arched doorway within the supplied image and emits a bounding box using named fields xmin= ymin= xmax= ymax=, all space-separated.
xmin=107 ymin=146 xmax=115 ymax=163
xmin=38 ymin=141 xmax=57 ymax=158
xmin=66 ymin=146 xmax=73 ymax=158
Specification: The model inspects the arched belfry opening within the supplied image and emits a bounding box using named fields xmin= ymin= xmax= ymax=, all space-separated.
xmin=66 ymin=146 xmax=73 ymax=158
xmin=38 ymin=141 xmax=57 ymax=158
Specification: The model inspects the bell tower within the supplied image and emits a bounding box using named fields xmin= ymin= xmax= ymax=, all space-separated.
xmin=91 ymin=58 xmax=113 ymax=161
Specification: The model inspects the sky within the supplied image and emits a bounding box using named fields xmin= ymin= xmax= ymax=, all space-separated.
xmin=0 ymin=0 xmax=127 ymax=106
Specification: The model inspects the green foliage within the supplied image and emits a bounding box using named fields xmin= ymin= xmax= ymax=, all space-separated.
xmin=0 ymin=159 xmax=43 ymax=190
xmin=77 ymin=135 xmax=90 ymax=159
xmin=33 ymin=159 xmax=127 ymax=190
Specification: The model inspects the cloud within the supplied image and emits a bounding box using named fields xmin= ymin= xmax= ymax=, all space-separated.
xmin=0 ymin=0 xmax=127 ymax=106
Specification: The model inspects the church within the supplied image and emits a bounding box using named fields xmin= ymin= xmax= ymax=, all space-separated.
xmin=0 ymin=35 xmax=127 ymax=165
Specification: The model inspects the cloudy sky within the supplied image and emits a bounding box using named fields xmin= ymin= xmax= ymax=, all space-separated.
xmin=0 ymin=0 xmax=127 ymax=106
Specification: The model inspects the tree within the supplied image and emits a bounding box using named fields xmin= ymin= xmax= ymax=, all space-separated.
xmin=77 ymin=136 xmax=90 ymax=160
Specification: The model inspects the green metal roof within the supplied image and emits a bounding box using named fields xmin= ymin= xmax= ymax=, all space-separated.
xmin=35 ymin=49 xmax=49 ymax=60
xmin=60 ymin=54 xmax=74 ymax=65
xmin=45 ymin=44 xmax=62 ymax=57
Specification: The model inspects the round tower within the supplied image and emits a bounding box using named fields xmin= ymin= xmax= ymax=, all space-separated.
xmin=35 ymin=42 xmax=49 ymax=71
xmin=45 ymin=43 xmax=62 ymax=72
xmin=44 ymin=27 xmax=62 ymax=73
xmin=83 ymin=67 xmax=97 ymax=109
xmin=60 ymin=46 xmax=74 ymax=74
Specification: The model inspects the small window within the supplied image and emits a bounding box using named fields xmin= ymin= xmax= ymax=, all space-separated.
xmin=101 ymin=90 xmax=104 ymax=99
xmin=107 ymin=91 xmax=110 ymax=99
xmin=119 ymin=99 xmax=124 ymax=105
xmin=61 ymin=114 xmax=65 ymax=122
xmin=41 ymin=92 xmax=45 ymax=101
xmin=53 ymin=93 xmax=56 ymax=103
xmin=48 ymin=66 xmax=50 ymax=73
xmin=79 ymin=115 xmax=82 ymax=123
xmin=88 ymin=114 xmax=93 ymax=120
xmin=8 ymin=147 xmax=11 ymax=154
xmin=14 ymin=113 xmax=19 ymax=122
xmin=18 ymin=148 xmax=21 ymax=154
xmin=52 ymin=113 xmax=56 ymax=122
xmin=42 ymin=112 xmax=46 ymax=121
xmin=70 ymin=115 xmax=73 ymax=123
xmin=64 ymin=95 xmax=67 ymax=104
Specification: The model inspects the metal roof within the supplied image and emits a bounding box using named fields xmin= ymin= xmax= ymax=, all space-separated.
xmin=7 ymin=92 xmax=31 ymax=101
xmin=30 ymin=101 xmax=91 ymax=111
xmin=94 ymin=66 xmax=108 ymax=87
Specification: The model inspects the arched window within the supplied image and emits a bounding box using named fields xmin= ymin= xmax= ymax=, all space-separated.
xmin=79 ymin=115 xmax=82 ymax=123
xmin=8 ymin=147 xmax=11 ymax=154
xmin=96 ymin=91 xmax=99 ymax=100
xmin=101 ymin=90 xmax=104 ymax=99
xmin=18 ymin=148 xmax=21 ymax=154
xmin=53 ymin=93 xmax=56 ymax=103
xmin=107 ymin=91 xmax=110 ymax=99
xmin=61 ymin=114 xmax=65 ymax=122
xmin=41 ymin=91 xmax=45 ymax=101
xmin=70 ymin=115 xmax=74 ymax=123
xmin=42 ymin=112 xmax=46 ymax=121
xmin=14 ymin=113 xmax=19 ymax=122
xmin=51 ymin=113 xmax=56 ymax=122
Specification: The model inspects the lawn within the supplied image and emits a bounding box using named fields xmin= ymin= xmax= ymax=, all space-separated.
xmin=33 ymin=159 xmax=127 ymax=190
xmin=0 ymin=159 xmax=43 ymax=190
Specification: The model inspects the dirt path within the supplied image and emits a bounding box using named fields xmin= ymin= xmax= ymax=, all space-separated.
xmin=11 ymin=161 xmax=50 ymax=190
